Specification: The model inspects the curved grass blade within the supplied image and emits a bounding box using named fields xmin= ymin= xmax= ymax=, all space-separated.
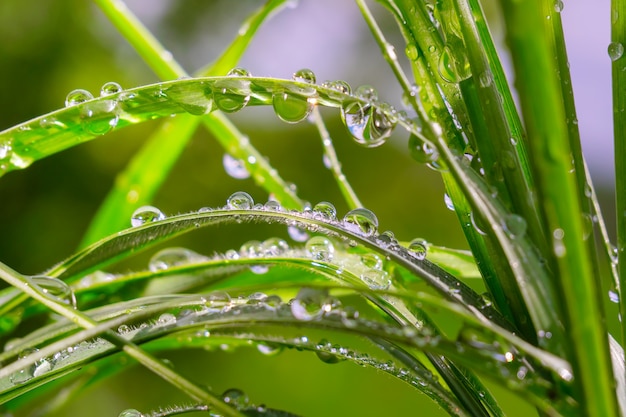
xmin=81 ymin=0 xmax=297 ymax=246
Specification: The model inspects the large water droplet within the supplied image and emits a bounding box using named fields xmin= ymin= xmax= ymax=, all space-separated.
xmin=355 ymin=85 xmax=378 ymax=102
xmin=257 ymin=342 xmax=283 ymax=356
xmin=609 ymin=289 xmax=620 ymax=304
xmin=313 ymin=201 xmax=337 ymax=220
xmin=609 ymin=42 xmax=624 ymax=61
xmin=291 ymin=288 xmax=334 ymax=321
xmin=65 ymin=89 xmax=93 ymax=107
xmin=554 ymin=0 xmax=564 ymax=12
xmin=31 ymin=276 xmax=76 ymax=308
xmin=305 ymin=236 xmax=335 ymax=262
xmin=262 ymin=237 xmax=290 ymax=256
xmin=408 ymin=239 xmax=428 ymax=260
xmin=149 ymin=247 xmax=203 ymax=272
xmin=240 ymin=240 xmax=264 ymax=258
xmin=100 ymin=81 xmax=123 ymax=96
xmin=444 ymin=193 xmax=455 ymax=211
xmin=222 ymin=388 xmax=250 ymax=408
xmin=131 ymin=205 xmax=165 ymax=227
xmin=293 ymin=68 xmax=316 ymax=84
xmin=9 ymin=348 xmax=38 ymax=385
xmin=214 ymin=69 xmax=251 ymax=113
xmin=341 ymin=101 xmax=395 ymax=148
xmin=272 ymin=91 xmax=313 ymax=123
xmin=223 ymin=153 xmax=250 ymax=179
xmin=80 ymin=100 xmax=119 ymax=135
xmin=156 ymin=313 xmax=177 ymax=327
xmin=408 ymin=134 xmax=438 ymax=164
xmin=438 ymin=43 xmax=471 ymax=83
xmin=405 ymin=42 xmax=419 ymax=61
xmin=33 ymin=357 xmax=52 ymax=377
xmin=227 ymin=191 xmax=254 ymax=209
xmin=360 ymin=269 xmax=391 ymax=290
xmin=343 ymin=208 xmax=378 ymax=237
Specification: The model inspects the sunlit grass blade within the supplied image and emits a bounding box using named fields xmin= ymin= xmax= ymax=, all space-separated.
xmin=501 ymin=0 xmax=618 ymax=414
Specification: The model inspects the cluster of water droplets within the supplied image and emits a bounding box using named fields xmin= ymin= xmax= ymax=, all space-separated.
xmin=64 ymin=82 xmax=124 ymax=136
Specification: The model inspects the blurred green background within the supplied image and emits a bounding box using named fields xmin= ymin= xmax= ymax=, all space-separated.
xmin=0 ymin=0 xmax=615 ymax=416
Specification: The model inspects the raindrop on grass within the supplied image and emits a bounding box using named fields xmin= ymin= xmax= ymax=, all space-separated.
xmin=223 ymin=153 xmax=250 ymax=179
xmin=293 ymin=68 xmax=316 ymax=84
xmin=408 ymin=239 xmax=428 ymax=260
xmin=355 ymin=85 xmax=378 ymax=101
xmin=131 ymin=205 xmax=165 ymax=227
xmin=257 ymin=342 xmax=283 ymax=356
xmin=227 ymin=191 xmax=254 ymax=209
xmin=609 ymin=290 xmax=620 ymax=304
xmin=80 ymin=100 xmax=119 ymax=135
xmin=313 ymin=201 xmax=337 ymax=220
xmin=405 ymin=43 xmax=419 ymax=61
xmin=316 ymin=350 xmax=343 ymax=364
xmin=343 ymin=208 xmax=378 ymax=237
xmin=609 ymin=42 xmax=624 ymax=61
xmin=65 ymin=89 xmax=93 ymax=107
xmin=554 ymin=0 xmax=564 ymax=12
xmin=262 ymin=237 xmax=289 ymax=256
xmin=100 ymin=81 xmax=123 ymax=96
xmin=341 ymin=101 xmax=395 ymax=148
xmin=291 ymin=288 xmax=334 ymax=321
xmin=438 ymin=44 xmax=471 ymax=83
xmin=305 ymin=236 xmax=335 ymax=262
xmin=504 ymin=214 xmax=527 ymax=239
xmin=360 ymin=253 xmax=382 ymax=270
xmin=9 ymin=348 xmax=38 ymax=385
xmin=157 ymin=313 xmax=177 ymax=326
xmin=360 ymin=270 xmax=391 ymax=290
xmin=32 ymin=276 xmax=76 ymax=308
xmin=214 ymin=68 xmax=251 ymax=113
xmin=444 ymin=193 xmax=455 ymax=211
xmin=222 ymin=388 xmax=250 ymax=408
xmin=149 ymin=247 xmax=201 ymax=272
xmin=33 ymin=358 xmax=52 ymax=377
xmin=409 ymin=134 xmax=438 ymax=164
xmin=273 ymin=91 xmax=313 ymax=123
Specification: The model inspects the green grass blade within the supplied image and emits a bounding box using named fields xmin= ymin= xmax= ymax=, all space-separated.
xmin=501 ymin=0 xmax=618 ymax=414
xmin=612 ymin=0 xmax=626 ymax=375
xmin=81 ymin=0 xmax=293 ymax=246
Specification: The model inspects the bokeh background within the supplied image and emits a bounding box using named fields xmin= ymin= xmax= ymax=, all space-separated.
xmin=0 ymin=0 xmax=614 ymax=416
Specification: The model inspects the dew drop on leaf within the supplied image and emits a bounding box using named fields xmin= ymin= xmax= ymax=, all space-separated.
xmin=291 ymin=288 xmax=335 ymax=321
xmin=408 ymin=239 xmax=428 ymax=260
xmin=504 ymin=214 xmax=527 ymax=239
xmin=262 ymin=237 xmax=289 ymax=256
xmin=313 ymin=201 xmax=337 ymax=220
xmin=293 ymin=68 xmax=316 ymax=84
xmin=227 ymin=67 xmax=251 ymax=77
xmin=343 ymin=208 xmax=379 ymax=237
xmin=609 ymin=290 xmax=620 ymax=304
xmin=65 ymin=89 xmax=93 ymax=107
xmin=31 ymin=275 xmax=77 ymax=308
xmin=214 ymin=70 xmax=251 ymax=113
xmin=222 ymin=388 xmax=250 ymax=408
xmin=272 ymin=91 xmax=313 ymax=123
xmin=100 ymin=81 xmax=123 ymax=96
xmin=444 ymin=193 xmax=455 ymax=211
xmin=305 ymin=236 xmax=335 ymax=262
xmin=80 ymin=100 xmax=119 ymax=135
xmin=554 ymin=0 xmax=564 ymax=12
xmin=608 ymin=42 xmax=624 ymax=61
xmin=405 ymin=42 xmax=419 ymax=61
xmin=341 ymin=101 xmax=395 ymax=148
xmin=360 ymin=269 xmax=391 ymax=290
xmin=257 ymin=342 xmax=283 ymax=356
xmin=156 ymin=313 xmax=176 ymax=326
xmin=9 ymin=348 xmax=38 ymax=385
xmin=316 ymin=350 xmax=343 ymax=364
xmin=227 ymin=191 xmax=254 ymax=210
xmin=130 ymin=205 xmax=165 ymax=227
xmin=408 ymin=134 xmax=438 ymax=163
xmin=223 ymin=153 xmax=250 ymax=179
xmin=355 ymin=85 xmax=378 ymax=101
xmin=148 ymin=247 xmax=203 ymax=272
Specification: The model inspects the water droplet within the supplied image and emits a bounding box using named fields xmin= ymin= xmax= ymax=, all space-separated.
xmin=438 ymin=43 xmax=471 ymax=83
xmin=322 ymin=80 xmax=351 ymax=96
xmin=444 ymin=193 xmax=455 ymax=211
xmin=554 ymin=0 xmax=564 ymax=12
xmin=240 ymin=240 xmax=264 ymax=258
xmin=288 ymin=225 xmax=309 ymax=242
xmin=293 ymin=68 xmax=316 ymax=84
xmin=405 ymin=43 xmax=419 ymax=61
xmin=0 ymin=138 xmax=13 ymax=173
xmin=305 ymin=236 xmax=335 ymax=262
xmin=65 ymin=89 xmax=93 ymax=107
xmin=31 ymin=276 xmax=76 ymax=308
xmin=222 ymin=388 xmax=250 ymax=408
xmin=313 ymin=201 xmax=337 ymax=220
xmin=223 ymin=153 xmax=250 ymax=179
xmin=227 ymin=191 xmax=254 ymax=209
xmin=273 ymin=90 xmax=313 ymax=123
xmin=33 ymin=358 xmax=52 ymax=377
xmin=130 ymin=205 xmax=165 ymax=227
xmin=609 ymin=290 xmax=620 ymax=303
xmin=257 ymin=342 xmax=283 ymax=356
xmin=341 ymin=101 xmax=395 ymax=148
xmin=360 ymin=269 xmax=391 ymax=290
xmin=322 ymin=153 xmax=332 ymax=169
xmin=156 ymin=313 xmax=177 ymax=326
xmin=343 ymin=208 xmax=379 ymax=237
xmin=408 ymin=134 xmax=438 ymax=163
xmin=316 ymin=349 xmax=343 ymax=364
xmin=100 ymin=81 xmax=123 ymax=96
xmin=609 ymin=42 xmax=624 ymax=61
xmin=479 ymin=72 xmax=493 ymax=88
xmin=340 ymin=306 xmax=360 ymax=328
xmin=360 ymin=253 xmax=382 ymax=270
xmin=148 ymin=247 xmax=203 ymax=272
xmin=264 ymin=199 xmax=282 ymax=211
xmin=291 ymin=288 xmax=335 ymax=321
xmin=214 ymin=70 xmax=251 ymax=112
xmin=10 ymin=348 xmax=38 ymax=385
xmin=118 ymin=324 xmax=132 ymax=334
xmin=355 ymin=85 xmax=378 ymax=101
xmin=205 ymin=291 xmax=232 ymax=311
xmin=376 ymin=230 xmax=398 ymax=248
xmin=80 ymin=100 xmax=119 ymax=135
xmin=262 ymin=237 xmax=289 ymax=256
xmin=553 ymin=228 xmax=566 ymax=257
xmin=118 ymin=409 xmax=143 ymax=417
xmin=408 ymin=239 xmax=428 ymax=260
